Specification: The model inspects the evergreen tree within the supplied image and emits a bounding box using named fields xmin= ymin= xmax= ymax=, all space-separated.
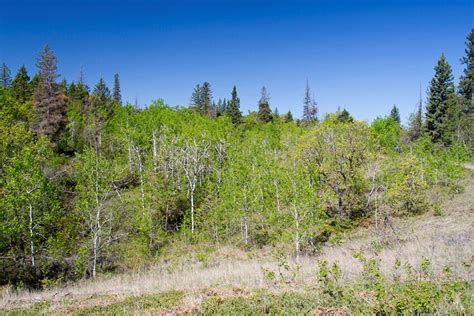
xmin=190 ymin=84 xmax=202 ymax=109
xmin=424 ymin=54 xmax=456 ymax=143
xmin=225 ymin=85 xmax=242 ymax=125
xmin=336 ymin=108 xmax=353 ymax=123
xmin=457 ymin=29 xmax=474 ymax=147
xmin=274 ymin=107 xmax=279 ymax=117
xmin=201 ymin=82 xmax=214 ymax=118
xmin=459 ymin=29 xmax=474 ymax=104
xmin=258 ymin=86 xmax=273 ymax=123
xmin=113 ymin=73 xmax=122 ymax=105
xmin=302 ymin=80 xmax=317 ymax=123
xmin=32 ymin=45 xmax=68 ymax=142
xmin=0 ymin=63 xmax=11 ymax=88
xmin=284 ymin=110 xmax=294 ymax=123
xmin=93 ymin=78 xmax=111 ymax=103
xmin=11 ymin=65 xmax=31 ymax=103
xmin=390 ymin=105 xmax=401 ymax=123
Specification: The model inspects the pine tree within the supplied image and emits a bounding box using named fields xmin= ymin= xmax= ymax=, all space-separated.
xmin=302 ymin=80 xmax=317 ymax=123
xmin=424 ymin=54 xmax=456 ymax=143
xmin=11 ymin=65 xmax=31 ymax=103
xmin=0 ymin=63 xmax=11 ymax=88
xmin=390 ymin=105 xmax=401 ymax=123
xmin=258 ymin=86 xmax=273 ymax=123
xmin=32 ymin=45 xmax=68 ymax=142
xmin=225 ymin=85 xmax=242 ymax=125
xmin=113 ymin=73 xmax=122 ymax=105
xmin=284 ymin=110 xmax=294 ymax=123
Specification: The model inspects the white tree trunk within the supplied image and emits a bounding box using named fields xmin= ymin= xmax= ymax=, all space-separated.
xmin=28 ymin=203 xmax=35 ymax=268
xmin=293 ymin=206 xmax=300 ymax=265
xmin=190 ymin=187 xmax=195 ymax=234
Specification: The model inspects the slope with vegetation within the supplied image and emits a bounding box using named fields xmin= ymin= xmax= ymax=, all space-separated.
xmin=0 ymin=29 xmax=473 ymax=314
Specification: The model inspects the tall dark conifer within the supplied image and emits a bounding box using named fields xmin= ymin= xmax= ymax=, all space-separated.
xmin=11 ymin=65 xmax=31 ymax=103
xmin=457 ymin=28 xmax=474 ymax=146
xmin=390 ymin=105 xmax=401 ymax=123
xmin=424 ymin=54 xmax=456 ymax=143
xmin=32 ymin=45 xmax=68 ymax=142
xmin=258 ymin=86 xmax=273 ymax=123
xmin=225 ymin=85 xmax=242 ymax=125
xmin=200 ymin=82 xmax=214 ymax=118
xmin=113 ymin=73 xmax=122 ymax=105
xmin=459 ymin=29 xmax=474 ymax=104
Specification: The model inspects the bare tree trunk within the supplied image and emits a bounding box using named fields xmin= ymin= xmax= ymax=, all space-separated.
xmin=243 ymin=216 xmax=249 ymax=245
xmin=152 ymin=130 xmax=158 ymax=172
xmin=92 ymin=230 xmax=98 ymax=279
xmin=92 ymin=155 xmax=101 ymax=279
xmin=136 ymin=147 xmax=146 ymax=216
xmin=293 ymin=205 xmax=300 ymax=265
xmin=28 ymin=203 xmax=35 ymax=268
xmin=190 ymin=187 xmax=195 ymax=234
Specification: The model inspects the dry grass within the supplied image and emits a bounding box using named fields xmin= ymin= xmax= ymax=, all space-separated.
xmin=1 ymin=172 xmax=473 ymax=312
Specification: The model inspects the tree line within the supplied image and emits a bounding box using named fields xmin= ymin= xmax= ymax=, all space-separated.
xmin=0 ymin=29 xmax=472 ymax=288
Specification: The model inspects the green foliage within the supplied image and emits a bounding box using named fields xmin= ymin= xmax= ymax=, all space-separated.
xmin=74 ymin=291 xmax=183 ymax=315
xmin=225 ymin=85 xmax=242 ymax=125
xmin=11 ymin=65 xmax=32 ymax=104
xmin=297 ymin=121 xmax=369 ymax=217
xmin=425 ymin=54 xmax=456 ymax=144
xmin=389 ymin=105 xmax=401 ymax=123
xmin=370 ymin=116 xmax=401 ymax=152
xmin=384 ymin=153 xmax=430 ymax=216
xmin=257 ymin=86 xmax=273 ymax=123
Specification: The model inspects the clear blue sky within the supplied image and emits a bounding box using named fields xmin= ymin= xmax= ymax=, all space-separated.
xmin=1 ymin=0 xmax=473 ymax=122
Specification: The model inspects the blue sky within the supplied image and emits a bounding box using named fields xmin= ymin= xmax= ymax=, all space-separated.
xmin=1 ymin=0 xmax=473 ymax=122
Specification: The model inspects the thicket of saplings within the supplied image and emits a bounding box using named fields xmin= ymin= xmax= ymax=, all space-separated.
xmin=0 ymin=88 xmax=469 ymax=288
xmin=0 ymin=29 xmax=473 ymax=294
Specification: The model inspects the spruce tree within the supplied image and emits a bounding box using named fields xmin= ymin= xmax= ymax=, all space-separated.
xmin=113 ymin=73 xmax=122 ymax=105
xmin=0 ymin=63 xmax=11 ymax=88
xmin=11 ymin=65 xmax=31 ymax=103
xmin=191 ymin=84 xmax=202 ymax=110
xmin=302 ymin=80 xmax=317 ymax=123
xmin=284 ymin=110 xmax=294 ymax=123
xmin=225 ymin=85 xmax=242 ymax=125
xmin=274 ymin=107 xmax=279 ymax=117
xmin=258 ymin=86 xmax=273 ymax=123
xmin=32 ymin=45 xmax=68 ymax=142
xmin=424 ymin=54 xmax=456 ymax=143
xmin=458 ymin=28 xmax=474 ymax=146
xmin=459 ymin=29 xmax=473 ymax=104
xmin=201 ymin=82 xmax=214 ymax=118
xmin=93 ymin=78 xmax=111 ymax=103
xmin=336 ymin=108 xmax=353 ymax=123
xmin=390 ymin=105 xmax=401 ymax=123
